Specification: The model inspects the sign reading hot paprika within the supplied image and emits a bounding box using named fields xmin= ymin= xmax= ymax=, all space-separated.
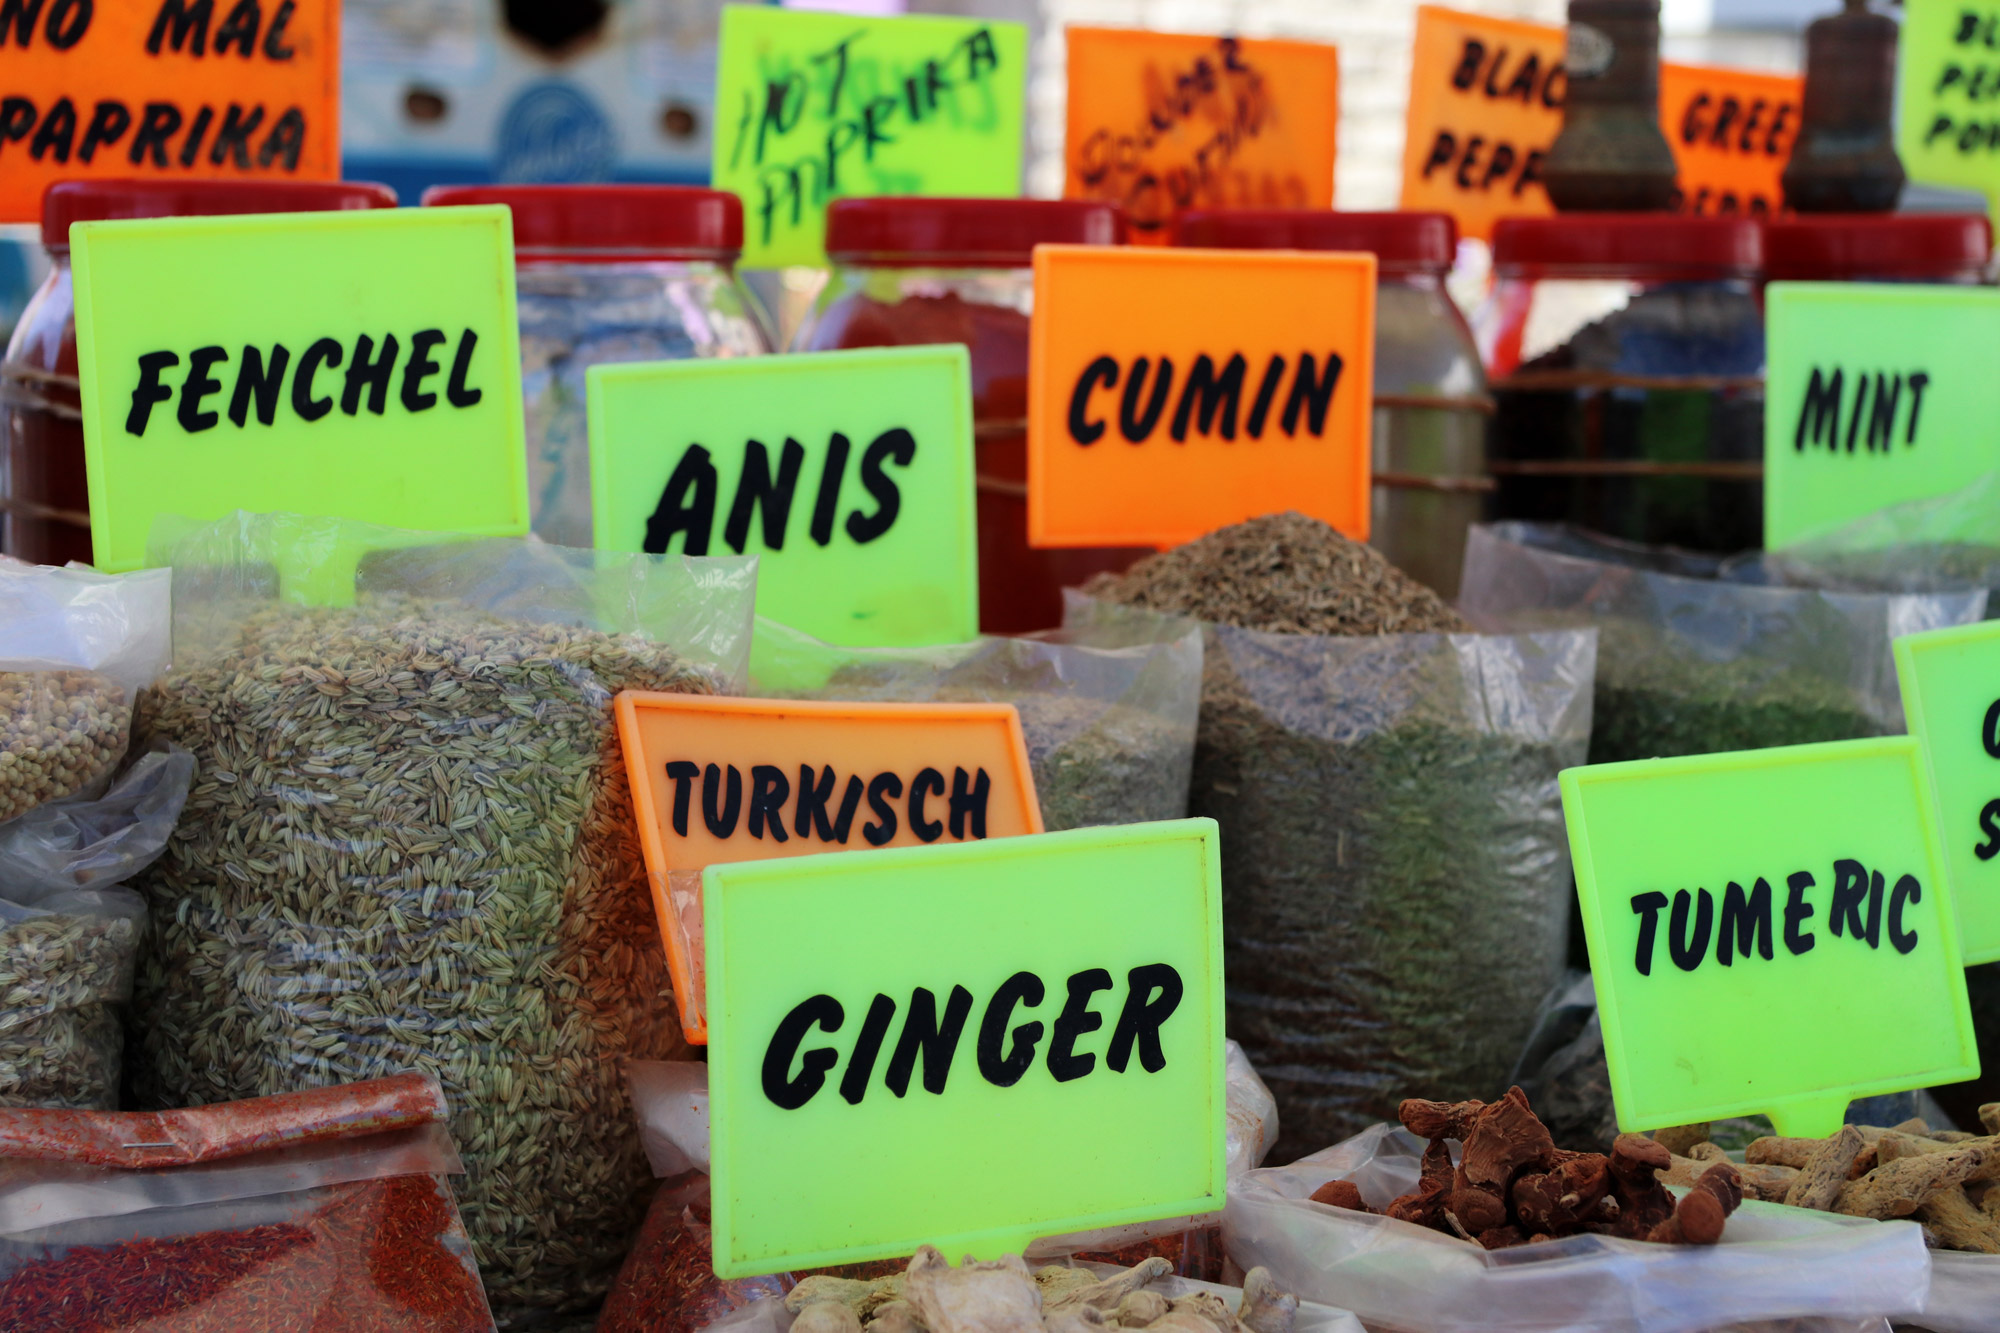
xmin=1063 ymin=26 xmax=1338 ymax=244
xmin=1026 ymin=245 xmax=1375 ymax=549
xmin=72 ymin=205 xmax=529 ymax=574
xmin=704 ymin=818 xmax=1225 ymax=1277
xmin=1562 ymin=738 xmax=1978 ymax=1140
xmin=1895 ymin=619 xmax=2000 ymax=967
xmin=616 ymin=692 xmax=1044 ymax=1043
xmin=0 ymin=0 xmax=340 ymax=222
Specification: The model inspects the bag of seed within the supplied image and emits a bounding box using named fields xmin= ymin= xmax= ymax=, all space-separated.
xmin=1077 ymin=513 xmax=1593 ymax=1161
xmin=126 ymin=512 xmax=758 ymax=1319
xmin=0 ymin=1072 xmax=495 ymax=1332
xmin=0 ymin=557 xmax=171 ymax=825
xmin=750 ymin=605 xmax=1201 ymax=831
xmin=1459 ymin=522 xmax=1985 ymax=765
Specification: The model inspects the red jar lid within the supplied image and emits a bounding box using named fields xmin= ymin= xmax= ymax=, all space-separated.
xmin=824 ymin=197 xmax=1125 ymax=268
xmin=1492 ymin=214 xmax=1763 ymax=280
xmin=1764 ymin=213 xmax=1992 ymax=282
xmin=1171 ymin=209 xmax=1457 ymax=275
xmin=43 ymin=179 xmax=397 ymax=252
xmin=421 ymin=184 xmax=743 ymax=262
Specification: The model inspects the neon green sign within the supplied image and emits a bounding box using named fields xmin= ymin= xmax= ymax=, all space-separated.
xmin=1896 ymin=619 xmax=2000 ymax=967
xmin=71 ymin=206 xmax=530 ymax=574
xmin=587 ymin=346 xmax=977 ymax=648
xmin=1764 ymin=281 xmax=2000 ymax=549
xmin=704 ymin=820 xmax=1225 ymax=1277
xmin=711 ymin=5 xmax=1027 ymax=268
xmin=1898 ymin=0 xmax=2000 ymax=213
xmin=1562 ymin=739 xmax=1979 ymax=1139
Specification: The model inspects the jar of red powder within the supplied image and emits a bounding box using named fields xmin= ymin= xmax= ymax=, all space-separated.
xmin=798 ymin=196 xmax=1146 ymax=634
xmin=0 ymin=180 xmax=398 ymax=568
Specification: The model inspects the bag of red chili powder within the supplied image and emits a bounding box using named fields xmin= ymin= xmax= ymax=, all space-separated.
xmin=0 ymin=1071 xmax=495 ymax=1333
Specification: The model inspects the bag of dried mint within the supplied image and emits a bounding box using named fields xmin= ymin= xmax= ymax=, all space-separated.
xmin=0 ymin=557 xmax=170 ymax=825
xmin=1077 ymin=513 xmax=1593 ymax=1161
xmin=750 ymin=604 xmax=1201 ymax=832
xmin=1459 ymin=522 xmax=1985 ymax=765
xmin=126 ymin=511 xmax=758 ymax=1320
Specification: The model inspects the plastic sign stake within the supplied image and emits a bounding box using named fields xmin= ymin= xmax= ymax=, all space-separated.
xmin=1895 ymin=620 xmax=2000 ymax=967
xmin=1898 ymin=0 xmax=2000 ymax=214
xmin=1764 ymin=282 xmax=2000 ymax=550
xmin=1063 ymin=27 xmax=1338 ymax=245
xmin=705 ymin=819 xmax=1225 ymax=1277
xmin=589 ymin=347 xmax=976 ymax=647
xmin=1028 ymin=245 xmax=1376 ymax=549
xmin=1562 ymin=738 xmax=1979 ymax=1140
xmin=616 ymin=692 xmax=1044 ymax=1043
xmin=710 ymin=5 xmax=1026 ymax=269
xmin=0 ymin=0 xmax=340 ymax=222
xmin=72 ymin=205 xmax=529 ymax=575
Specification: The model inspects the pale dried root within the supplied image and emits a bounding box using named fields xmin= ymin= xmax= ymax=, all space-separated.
xmin=1652 ymin=1123 xmax=1711 ymax=1157
xmin=1837 ymin=1143 xmax=1994 ymax=1220
xmin=1784 ymin=1125 xmax=1867 ymax=1211
xmin=1980 ymin=1103 xmax=1998 ymax=1136
xmin=1916 ymin=1187 xmax=2000 ymax=1255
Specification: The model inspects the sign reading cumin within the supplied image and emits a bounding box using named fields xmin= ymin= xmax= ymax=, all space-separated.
xmin=1027 ymin=244 xmax=1375 ymax=549
xmin=0 ymin=0 xmax=340 ymax=222
xmin=615 ymin=691 xmax=1043 ymax=1043
xmin=704 ymin=818 xmax=1224 ymax=1277
xmin=1561 ymin=737 xmax=1978 ymax=1139
xmin=1062 ymin=26 xmax=1338 ymax=244
xmin=711 ymin=5 xmax=1026 ymax=268
xmin=1763 ymin=281 xmax=2000 ymax=549
xmin=71 ymin=205 xmax=529 ymax=573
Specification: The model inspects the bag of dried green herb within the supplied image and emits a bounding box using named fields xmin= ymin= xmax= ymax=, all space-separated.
xmin=1077 ymin=514 xmax=1593 ymax=1162
xmin=750 ymin=604 xmax=1200 ymax=832
xmin=125 ymin=512 xmax=757 ymax=1320
xmin=1459 ymin=522 xmax=1985 ymax=765
xmin=0 ymin=558 xmax=171 ymax=824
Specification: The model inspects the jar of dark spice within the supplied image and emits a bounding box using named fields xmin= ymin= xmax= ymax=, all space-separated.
xmin=1765 ymin=213 xmax=1992 ymax=285
xmin=1479 ymin=215 xmax=1765 ymax=553
xmin=1172 ymin=209 xmax=1491 ymax=599
xmin=423 ymin=185 xmax=773 ymax=550
xmin=0 ymin=180 xmax=397 ymax=568
xmin=797 ymin=196 xmax=1145 ymax=634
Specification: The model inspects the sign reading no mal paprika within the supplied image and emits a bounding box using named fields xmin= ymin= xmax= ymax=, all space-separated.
xmin=0 ymin=0 xmax=340 ymax=223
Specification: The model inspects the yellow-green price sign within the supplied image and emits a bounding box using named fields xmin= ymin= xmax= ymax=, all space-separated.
xmin=1764 ymin=281 xmax=2000 ymax=549
xmin=72 ymin=206 xmax=530 ymax=574
xmin=1897 ymin=619 xmax=2000 ymax=967
xmin=712 ymin=4 xmax=1027 ymax=268
xmin=1562 ymin=739 xmax=1979 ymax=1139
xmin=587 ymin=347 xmax=977 ymax=648
xmin=704 ymin=819 xmax=1225 ymax=1277
xmin=1899 ymin=0 xmax=2000 ymax=212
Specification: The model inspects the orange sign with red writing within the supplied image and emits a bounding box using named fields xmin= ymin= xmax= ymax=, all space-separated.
xmin=1064 ymin=26 xmax=1338 ymax=245
xmin=1401 ymin=6 xmax=1803 ymax=238
xmin=0 ymin=0 xmax=339 ymax=223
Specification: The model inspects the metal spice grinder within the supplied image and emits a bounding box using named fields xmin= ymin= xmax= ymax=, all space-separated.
xmin=1543 ymin=0 xmax=1679 ymax=211
xmin=1782 ymin=0 xmax=1906 ymax=213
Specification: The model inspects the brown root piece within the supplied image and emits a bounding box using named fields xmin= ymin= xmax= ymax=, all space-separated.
xmin=1458 ymin=1088 xmax=1557 ymax=1193
xmin=1877 ymin=1132 xmax=2000 ymax=1184
xmin=1737 ymin=1162 xmax=1802 ymax=1203
xmin=1837 ymin=1143 xmax=1995 ymax=1220
xmin=1399 ymin=1096 xmax=1486 ymax=1142
xmin=1386 ymin=1138 xmax=1454 ymax=1228
xmin=1652 ymin=1124 xmax=1711 ymax=1157
xmin=1935 ymin=1131 xmax=1979 ymax=1143
xmin=1447 ymin=1184 xmax=1510 ymax=1236
xmin=1513 ymin=1154 xmax=1612 ymax=1234
xmin=1686 ymin=1141 xmax=1728 ymax=1164
xmin=1043 ymin=1258 xmax=1174 ymax=1315
xmin=1308 ymin=1179 xmax=1371 ymax=1212
xmin=1647 ymin=1163 xmax=1743 ymax=1245
xmin=1475 ymin=1225 xmax=1528 ymax=1250
xmin=1598 ymin=1134 xmax=1677 ymax=1240
xmin=1891 ymin=1117 xmax=1933 ymax=1136
xmin=1784 ymin=1125 xmax=1867 ymax=1211
xmin=797 ymin=1303 xmax=867 ymax=1333
xmin=1916 ymin=1187 xmax=2000 ymax=1255
xmin=1981 ymin=1104 xmax=1999 ymax=1136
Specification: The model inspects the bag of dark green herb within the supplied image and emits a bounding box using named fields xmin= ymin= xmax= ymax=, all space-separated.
xmin=1077 ymin=514 xmax=1593 ymax=1161
xmin=126 ymin=511 xmax=757 ymax=1320
xmin=750 ymin=602 xmax=1200 ymax=831
xmin=1459 ymin=522 xmax=1985 ymax=764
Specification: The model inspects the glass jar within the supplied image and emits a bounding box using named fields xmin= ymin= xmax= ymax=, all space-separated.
xmin=797 ymin=196 xmax=1141 ymax=635
xmin=423 ymin=185 xmax=773 ymax=550
xmin=1174 ymin=209 xmax=1490 ymax=599
xmin=1479 ymin=215 xmax=1765 ymax=553
xmin=1766 ymin=213 xmax=1991 ymax=284
xmin=1 ymin=180 xmax=397 ymax=567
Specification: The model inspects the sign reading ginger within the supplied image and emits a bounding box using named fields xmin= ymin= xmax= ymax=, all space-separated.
xmin=1063 ymin=26 xmax=1338 ymax=244
xmin=0 ymin=0 xmax=340 ymax=222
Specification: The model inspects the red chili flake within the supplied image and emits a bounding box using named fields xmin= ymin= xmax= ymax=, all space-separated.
xmin=597 ymin=1179 xmax=787 ymax=1333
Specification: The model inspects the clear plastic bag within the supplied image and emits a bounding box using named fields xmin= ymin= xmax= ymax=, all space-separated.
xmin=126 ymin=512 xmax=758 ymax=1318
xmin=1087 ymin=584 xmax=1594 ymax=1162
xmin=1911 ymin=1252 xmax=2000 ymax=1333
xmin=751 ymin=601 xmax=1201 ymax=832
xmin=0 ymin=557 xmax=171 ymax=823
xmin=1226 ymin=1123 xmax=1932 ymax=1333
xmin=0 ymin=1072 xmax=495 ymax=1332
xmin=1459 ymin=522 xmax=1985 ymax=764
